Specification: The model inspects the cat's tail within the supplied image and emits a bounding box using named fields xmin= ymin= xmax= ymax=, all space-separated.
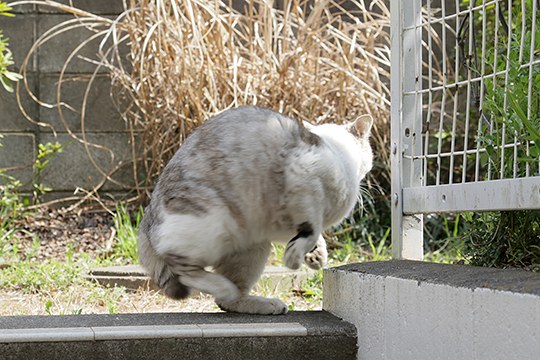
xmin=138 ymin=230 xmax=191 ymax=300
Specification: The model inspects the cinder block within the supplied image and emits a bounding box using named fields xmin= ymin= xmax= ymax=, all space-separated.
xmin=323 ymin=270 xmax=385 ymax=360
xmin=324 ymin=261 xmax=540 ymax=360
xmin=473 ymin=289 xmax=540 ymax=359
xmin=37 ymin=15 xmax=107 ymax=74
xmin=0 ymin=74 xmax=39 ymax=132
xmin=38 ymin=74 xmax=125 ymax=133
xmin=0 ymin=133 xmax=35 ymax=187
xmin=6 ymin=3 xmax=35 ymax=14
xmin=39 ymin=132 xmax=137 ymax=191
xmin=0 ymin=14 xmax=37 ymax=71
xmin=383 ymin=278 xmax=474 ymax=360
xmin=38 ymin=0 xmax=125 ymax=15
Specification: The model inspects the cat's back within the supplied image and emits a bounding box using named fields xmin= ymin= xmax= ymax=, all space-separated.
xmin=179 ymin=106 xmax=305 ymax=154
xmin=151 ymin=106 xmax=314 ymax=212
xmin=160 ymin=106 xmax=313 ymax=180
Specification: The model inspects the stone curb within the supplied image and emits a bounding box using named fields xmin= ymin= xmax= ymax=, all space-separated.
xmin=84 ymin=265 xmax=315 ymax=293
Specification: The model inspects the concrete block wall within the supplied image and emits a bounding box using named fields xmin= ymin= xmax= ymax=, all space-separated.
xmin=0 ymin=1 xmax=132 ymax=196
xmin=1 ymin=0 xmax=387 ymax=197
xmin=324 ymin=261 xmax=540 ymax=360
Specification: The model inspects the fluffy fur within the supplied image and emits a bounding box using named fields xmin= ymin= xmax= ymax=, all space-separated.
xmin=138 ymin=106 xmax=373 ymax=315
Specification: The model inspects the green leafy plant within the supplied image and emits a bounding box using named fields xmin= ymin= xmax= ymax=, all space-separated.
xmin=1 ymin=139 xmax=63 ymax=258
xmin=33 ymin=142 xmax=63 ymax=200
xmin=477 ymin=0 xmax=540 ymax=177
xmin=0 ymin=136 xmax=26 ymax=250
xmin=463 ymin=0 xmax=540 ymax=271
xmin=0 ymin=2 xmax=22 ymax=92
xmin=463 ymin=211 xmax=540 ymax=272
xmin=100 ymin=204 xmax=142 ymax=264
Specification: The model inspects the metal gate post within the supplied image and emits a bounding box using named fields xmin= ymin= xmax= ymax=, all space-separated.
xmin=390 ymin=0 xmax=424 ymax=260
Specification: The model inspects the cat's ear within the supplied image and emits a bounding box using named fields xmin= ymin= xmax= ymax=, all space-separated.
xmin=346 ymin=114 xmax=373 ymax=138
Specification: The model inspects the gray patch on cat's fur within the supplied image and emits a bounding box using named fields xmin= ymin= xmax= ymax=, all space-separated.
xmin=157 ymin=165 xmax=210 ymax=216
xmin=216 ymin=189 xmax=246 ymax=228
xmin=164 ymin=194 xmax=208 ymax=215
xmin=299 ymin=126 xmax=321 ymax=146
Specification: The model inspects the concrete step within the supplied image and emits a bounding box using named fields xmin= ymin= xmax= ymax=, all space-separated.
xmin=85 ymin=265 xmax=313 ymax=293
xmin=324 ymin=260 xmax=540 ymax=360
xmin=0 ymin=311 xmax=357 ymax=360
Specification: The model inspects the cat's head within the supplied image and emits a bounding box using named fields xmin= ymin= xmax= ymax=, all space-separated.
xmin=312 ymin=114 xmax=374 ymax=181
xmin=345 ymin=114 xmax=374 ymax=181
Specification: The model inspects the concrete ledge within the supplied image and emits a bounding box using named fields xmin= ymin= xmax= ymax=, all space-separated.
xmin=323 ymin=260 xmax=540 ymax=360
xmin=0 ymin=311 xmax=357 ymax=360
xmin=85 ymin=265 xmax=313 ymax=293
xmin=0 ymin=323 xmax=307 ymax=343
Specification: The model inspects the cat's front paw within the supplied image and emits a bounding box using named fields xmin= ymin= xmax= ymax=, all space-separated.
xmin=304 ymin=245 xmax=328 ymax=270
xmin=283 ymin=242 xmax=303 ymax=270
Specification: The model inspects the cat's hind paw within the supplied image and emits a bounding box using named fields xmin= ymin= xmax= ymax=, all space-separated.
xmin=216 ymin=296 xmax=288 ymax=315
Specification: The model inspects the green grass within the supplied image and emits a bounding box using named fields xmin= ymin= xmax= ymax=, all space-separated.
xmin=0 ymin=202 xmax=466 ymax=314
xmin=1 ymin=259 xmax=85 ymax=293
xmin=0 ymin=204 xmax=141 ymax=315
xmin=103 ymin=204 xmax=142 ymax=265
xmin=0 ymin=205 xmax=141 ymax=295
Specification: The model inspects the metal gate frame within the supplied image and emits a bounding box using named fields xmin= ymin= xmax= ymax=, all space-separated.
xmin=390 ymin=0 xmax=540 ymax=259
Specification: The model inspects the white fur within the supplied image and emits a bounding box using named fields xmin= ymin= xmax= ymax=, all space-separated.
xmin=155 ymin=208 xmax=238 ymax=265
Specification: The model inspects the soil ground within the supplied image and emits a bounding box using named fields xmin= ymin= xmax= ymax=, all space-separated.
xmin=1 ymin=207 xmax=321 ymax=316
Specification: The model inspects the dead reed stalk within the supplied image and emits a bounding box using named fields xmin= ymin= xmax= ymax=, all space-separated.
xmin=15 ymin=0 xmax=393 ymax=203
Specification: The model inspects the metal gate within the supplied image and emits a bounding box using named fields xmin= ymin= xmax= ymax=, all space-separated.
xmin=390 ymin=0 xmax=540 ymax=259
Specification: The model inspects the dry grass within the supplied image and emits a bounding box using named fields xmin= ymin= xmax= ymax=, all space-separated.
xmin=13 ymin=0 xmax=392 ymax=202
xmin=0 ymin=288 xmax=225 ymax=316
xmin=0 ymin=273 xmax=322 ymax=315
xmin=0 ymin=287 xmax=321 ymax=316
xmin=113 ymin=0 xmax=392 ymax=197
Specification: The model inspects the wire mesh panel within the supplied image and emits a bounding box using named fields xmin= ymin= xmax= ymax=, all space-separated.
xmin=391 ymin=0 xmax=540 ymax=259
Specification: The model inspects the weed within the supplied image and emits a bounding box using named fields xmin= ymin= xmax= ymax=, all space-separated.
xmin=462 ymin=211 xmax=540 ymax=272
xmin=301 ymin=271 xmax=323 ymax=299
xmin=33 ymin=142 xmax=63 ymax=201
xmin=44 ymin=299 xmax=53 ymax=315
xmin=0 ymin=258 xmax=81 ymax=293
xmin=100 ymin=204 xmax=142 ymax=264
xmin=367 ymin=230 xmax=392 ymax=261
xmin=85 ymin=285 xmax=126 ymax=314
xmin=462 ymin=0 xmax=540 ymax=270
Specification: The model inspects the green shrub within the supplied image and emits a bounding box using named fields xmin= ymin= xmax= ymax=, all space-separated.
xmin=463 ymin=211 xmax=540 ymax=272
xmin=463 ymin=0 xmax=539 ymax=271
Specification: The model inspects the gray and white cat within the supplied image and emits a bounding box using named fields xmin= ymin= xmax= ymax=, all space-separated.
xmin=138 ymin=106 xmax=373 ymax=315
